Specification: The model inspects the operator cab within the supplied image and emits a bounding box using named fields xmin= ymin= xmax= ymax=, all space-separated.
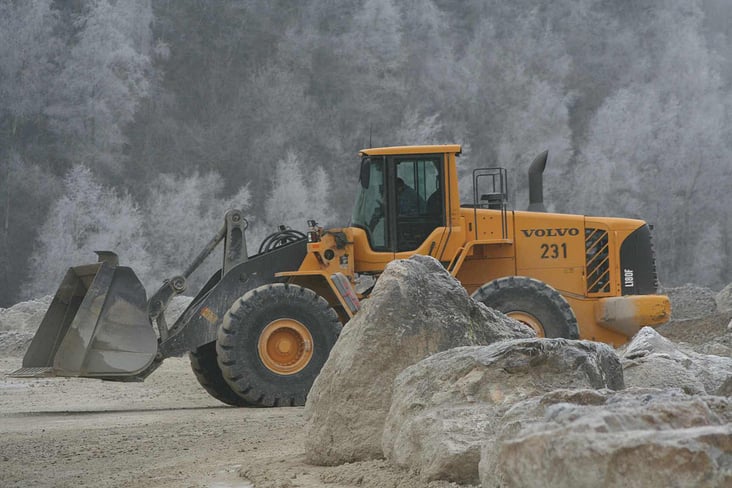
xmin=351 ymin=152 xmax=445 ymax=252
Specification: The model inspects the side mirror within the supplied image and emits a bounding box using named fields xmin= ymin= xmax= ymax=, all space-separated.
xmin=360 ymin=157 xmax=371 ymax=188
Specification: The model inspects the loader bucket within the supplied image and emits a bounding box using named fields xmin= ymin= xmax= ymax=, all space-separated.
xmin=11 ymin=260 xmax=157 ymax=379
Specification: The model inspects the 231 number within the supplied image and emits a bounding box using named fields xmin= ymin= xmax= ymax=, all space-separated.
xmin=540 ymin=243 xmax=567 ymax=259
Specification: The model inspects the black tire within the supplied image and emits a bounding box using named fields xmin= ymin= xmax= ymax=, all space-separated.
xmin=216 ymin=283 xmax=342 ymax=407
xmin=189 ymin=341 xmax=252 ymax=406
xmin=472 ymin=276 xmax=579 ymax=339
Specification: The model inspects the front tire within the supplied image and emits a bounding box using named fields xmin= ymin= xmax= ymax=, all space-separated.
xmin=472 ymin=276 xmax=579 ymax=339
xmin=190 ymin=342 xmax=252 ymax=406
xmin=216 ymin=283 xmax=341 ymax=407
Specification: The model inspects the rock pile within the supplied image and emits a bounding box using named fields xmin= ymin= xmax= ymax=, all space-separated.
xmin=0 ymin=296 xmax=52 ymax=355
xmin=621 ymin=326 xmax=732 ymax=395
xmin=664 ymin=283 xmax=718 ymax=319
xmin=382 ymin=339 xmax=623 ymax=484
xmin=305 ymin=264 xmax=732 ymax=487
xmin=657 ymin=282 xmax=732 ymax=356
xmin=481 ymin=389 xmax=732 ymax=488
xmin=716 ymin=282 xmax=732 ymax=312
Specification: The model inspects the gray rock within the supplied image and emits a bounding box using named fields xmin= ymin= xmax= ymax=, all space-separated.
xmin=664 ymin=284 xmax=717 ymax=319
xmin=303 ymin=255 xmax=533 ymax=466
xmin=621 ymin=327 xmax=732 ymax=395
xmin=720 ymin=376 xmax=732 ymax=396
xmin=655 ymin=310 xmax=732 ymax=352
xmin=482 ymin=389 xmax=732 ymax=488
xmin=0 ymin=295 xmax=52 ymax=333
xmin=0 ymin=296 xmax=52 ymax=355
xmin=696 ymin=341 xmax=732 ymax=358
xmin=717 ymin=283 xmax=732 ymax=312
xmin=382 ymin=339 xmax=623 ymax=484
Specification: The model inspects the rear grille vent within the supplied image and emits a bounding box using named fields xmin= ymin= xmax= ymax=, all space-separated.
xmin=620 ymin=224 xmax=659 ymax=295
xmin=648 ymin=230 xmax=660 ymax=291
xmin=586 ymin=228 xmax=610 ymax=293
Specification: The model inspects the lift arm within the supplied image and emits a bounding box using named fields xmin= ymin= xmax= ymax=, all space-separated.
xmin=147 ymin=209 xmax=248 ymax=340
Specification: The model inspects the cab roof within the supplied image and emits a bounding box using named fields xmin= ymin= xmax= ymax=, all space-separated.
xmin=359 ymin=144 xmax=462 ymax=156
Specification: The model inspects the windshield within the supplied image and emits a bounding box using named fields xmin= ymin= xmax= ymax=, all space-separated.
xmin=351 ymin=156 xmax=387 ymax=250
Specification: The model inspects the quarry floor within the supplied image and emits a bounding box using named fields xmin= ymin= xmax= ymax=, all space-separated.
xmin=0 ymin=356 xmax=439 ymax=488
xmin=1 ymin=312 xmax=728 ymax=488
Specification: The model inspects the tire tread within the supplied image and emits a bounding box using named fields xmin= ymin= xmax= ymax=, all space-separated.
xmin=216 ymin=283 xmax=341 ymax=407
xmin=473 ymin=276 xmax=579 ymax=339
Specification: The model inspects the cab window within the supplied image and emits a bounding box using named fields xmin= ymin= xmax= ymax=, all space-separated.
xmin=394 ymin=157 xmax=444 ymax=251
xmin=351 ymin=156 xmax=388 ymax=250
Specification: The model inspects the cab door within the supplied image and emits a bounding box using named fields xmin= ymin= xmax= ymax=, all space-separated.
xmin=350 ymin=155 xmax=395 ymax=271
xmin=350 ymin=154 xmax=449 ymax=270
xmin=392 ymin=155 xmax=448 ymax=258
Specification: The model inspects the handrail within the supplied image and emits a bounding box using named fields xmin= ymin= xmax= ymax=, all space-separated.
xmin=471 ymin=168 xmax=508 ymax=240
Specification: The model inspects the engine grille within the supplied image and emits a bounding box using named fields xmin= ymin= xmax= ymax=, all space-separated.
xmin=620 ymin=224 xmax=659 ymax=295
xmin=586 ymin=228 xmax=610 ymax=293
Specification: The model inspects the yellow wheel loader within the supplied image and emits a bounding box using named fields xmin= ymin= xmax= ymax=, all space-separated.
xmin=12 ymin=145 xmax=670 ymax=407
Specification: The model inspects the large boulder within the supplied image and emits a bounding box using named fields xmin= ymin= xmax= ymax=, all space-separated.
xmin=664 ymin=284 xmax=717 ymax=319
xmin=482 ymin=388 xmax=732 ymax=488
xmin=382 ymin=339 xmax=623 ymax=484
xmin=303 ymin=255 xmax=533 ymax=466
xmin=621 ymin=327 xmax=732 ymax=395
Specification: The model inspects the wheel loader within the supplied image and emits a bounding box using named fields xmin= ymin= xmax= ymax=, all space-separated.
xmin=12 ymin=145 xmax=670 ymax=407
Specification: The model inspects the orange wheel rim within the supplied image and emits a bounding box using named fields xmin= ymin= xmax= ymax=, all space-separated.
xmin=258 ymin=319 xmax=313 ymax=375
xmin=507 ymin=311 xmax=545 ymax=338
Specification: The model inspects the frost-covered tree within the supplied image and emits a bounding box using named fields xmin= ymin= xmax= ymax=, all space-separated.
xmin=0 ymin=1 xmax=64 ymax=305
xmin=397 ymin=0 xmax=451 ymax=101
xmin=143 ymin=171 xmax=251 ymax=290
xmin=349 ymin=0 xmax=403 ymax=77
xmin=6 ymin=0 xmax=732 ymax=304
xmin=0 ymin=153 xmax=59 ymax=305
xmin=25 ymin=165 xmax=151 ymax=298
xmin=263 ymin=151 xmax=335 ymax=234
xmin=572 ymin=0 xmax=732 ymax=286
xmin=456 ymin=10 xmax=573 ymax=209
xmin=694 ymin=223 xmax=725 ymax=286
xmin=47 ymin=0 xmax=155 ymax=170
xmin=0 ymin=0 xmax=61 ymax=124
xmin=392 ymin=111 xmax=444 ymax=146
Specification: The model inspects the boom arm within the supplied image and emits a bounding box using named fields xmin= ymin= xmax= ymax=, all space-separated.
xmin=147 ymin=209 xmax=248 ymax=340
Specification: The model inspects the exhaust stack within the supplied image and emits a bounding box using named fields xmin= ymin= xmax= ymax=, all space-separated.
xmin=528 ymin=150 xmax=548 ymax=212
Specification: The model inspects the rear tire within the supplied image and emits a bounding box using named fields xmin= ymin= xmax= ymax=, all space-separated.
xmin=472 ymin=276 xmax=579 ymax=339
xmin=217 ymin=283 xmax=341 ymax=407
xmin=189 ymin=342 xmax=251 ymax=406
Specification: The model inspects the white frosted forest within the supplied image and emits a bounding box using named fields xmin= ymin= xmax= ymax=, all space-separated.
xmin=2 ymin=0 xmax=732 ymax=306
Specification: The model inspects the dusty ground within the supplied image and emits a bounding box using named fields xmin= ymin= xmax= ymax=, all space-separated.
xmin=0 ymin=355 xmax=465 ymax=488
xmin=2 ymin=296 xmax=728 ymax=488
xmin=656 ymin=311 xmax=732 ymax=347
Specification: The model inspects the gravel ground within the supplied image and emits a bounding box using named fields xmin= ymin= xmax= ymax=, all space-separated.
xmin=1 ymin=295 xmax=730 ymax=487
xmin=0 ymin=295 xmax=465 ymax=488
xmin=0 ymin=355 xmax=467 ymax=488
xmin=656 ymin=311 xmax=732 ymax=355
